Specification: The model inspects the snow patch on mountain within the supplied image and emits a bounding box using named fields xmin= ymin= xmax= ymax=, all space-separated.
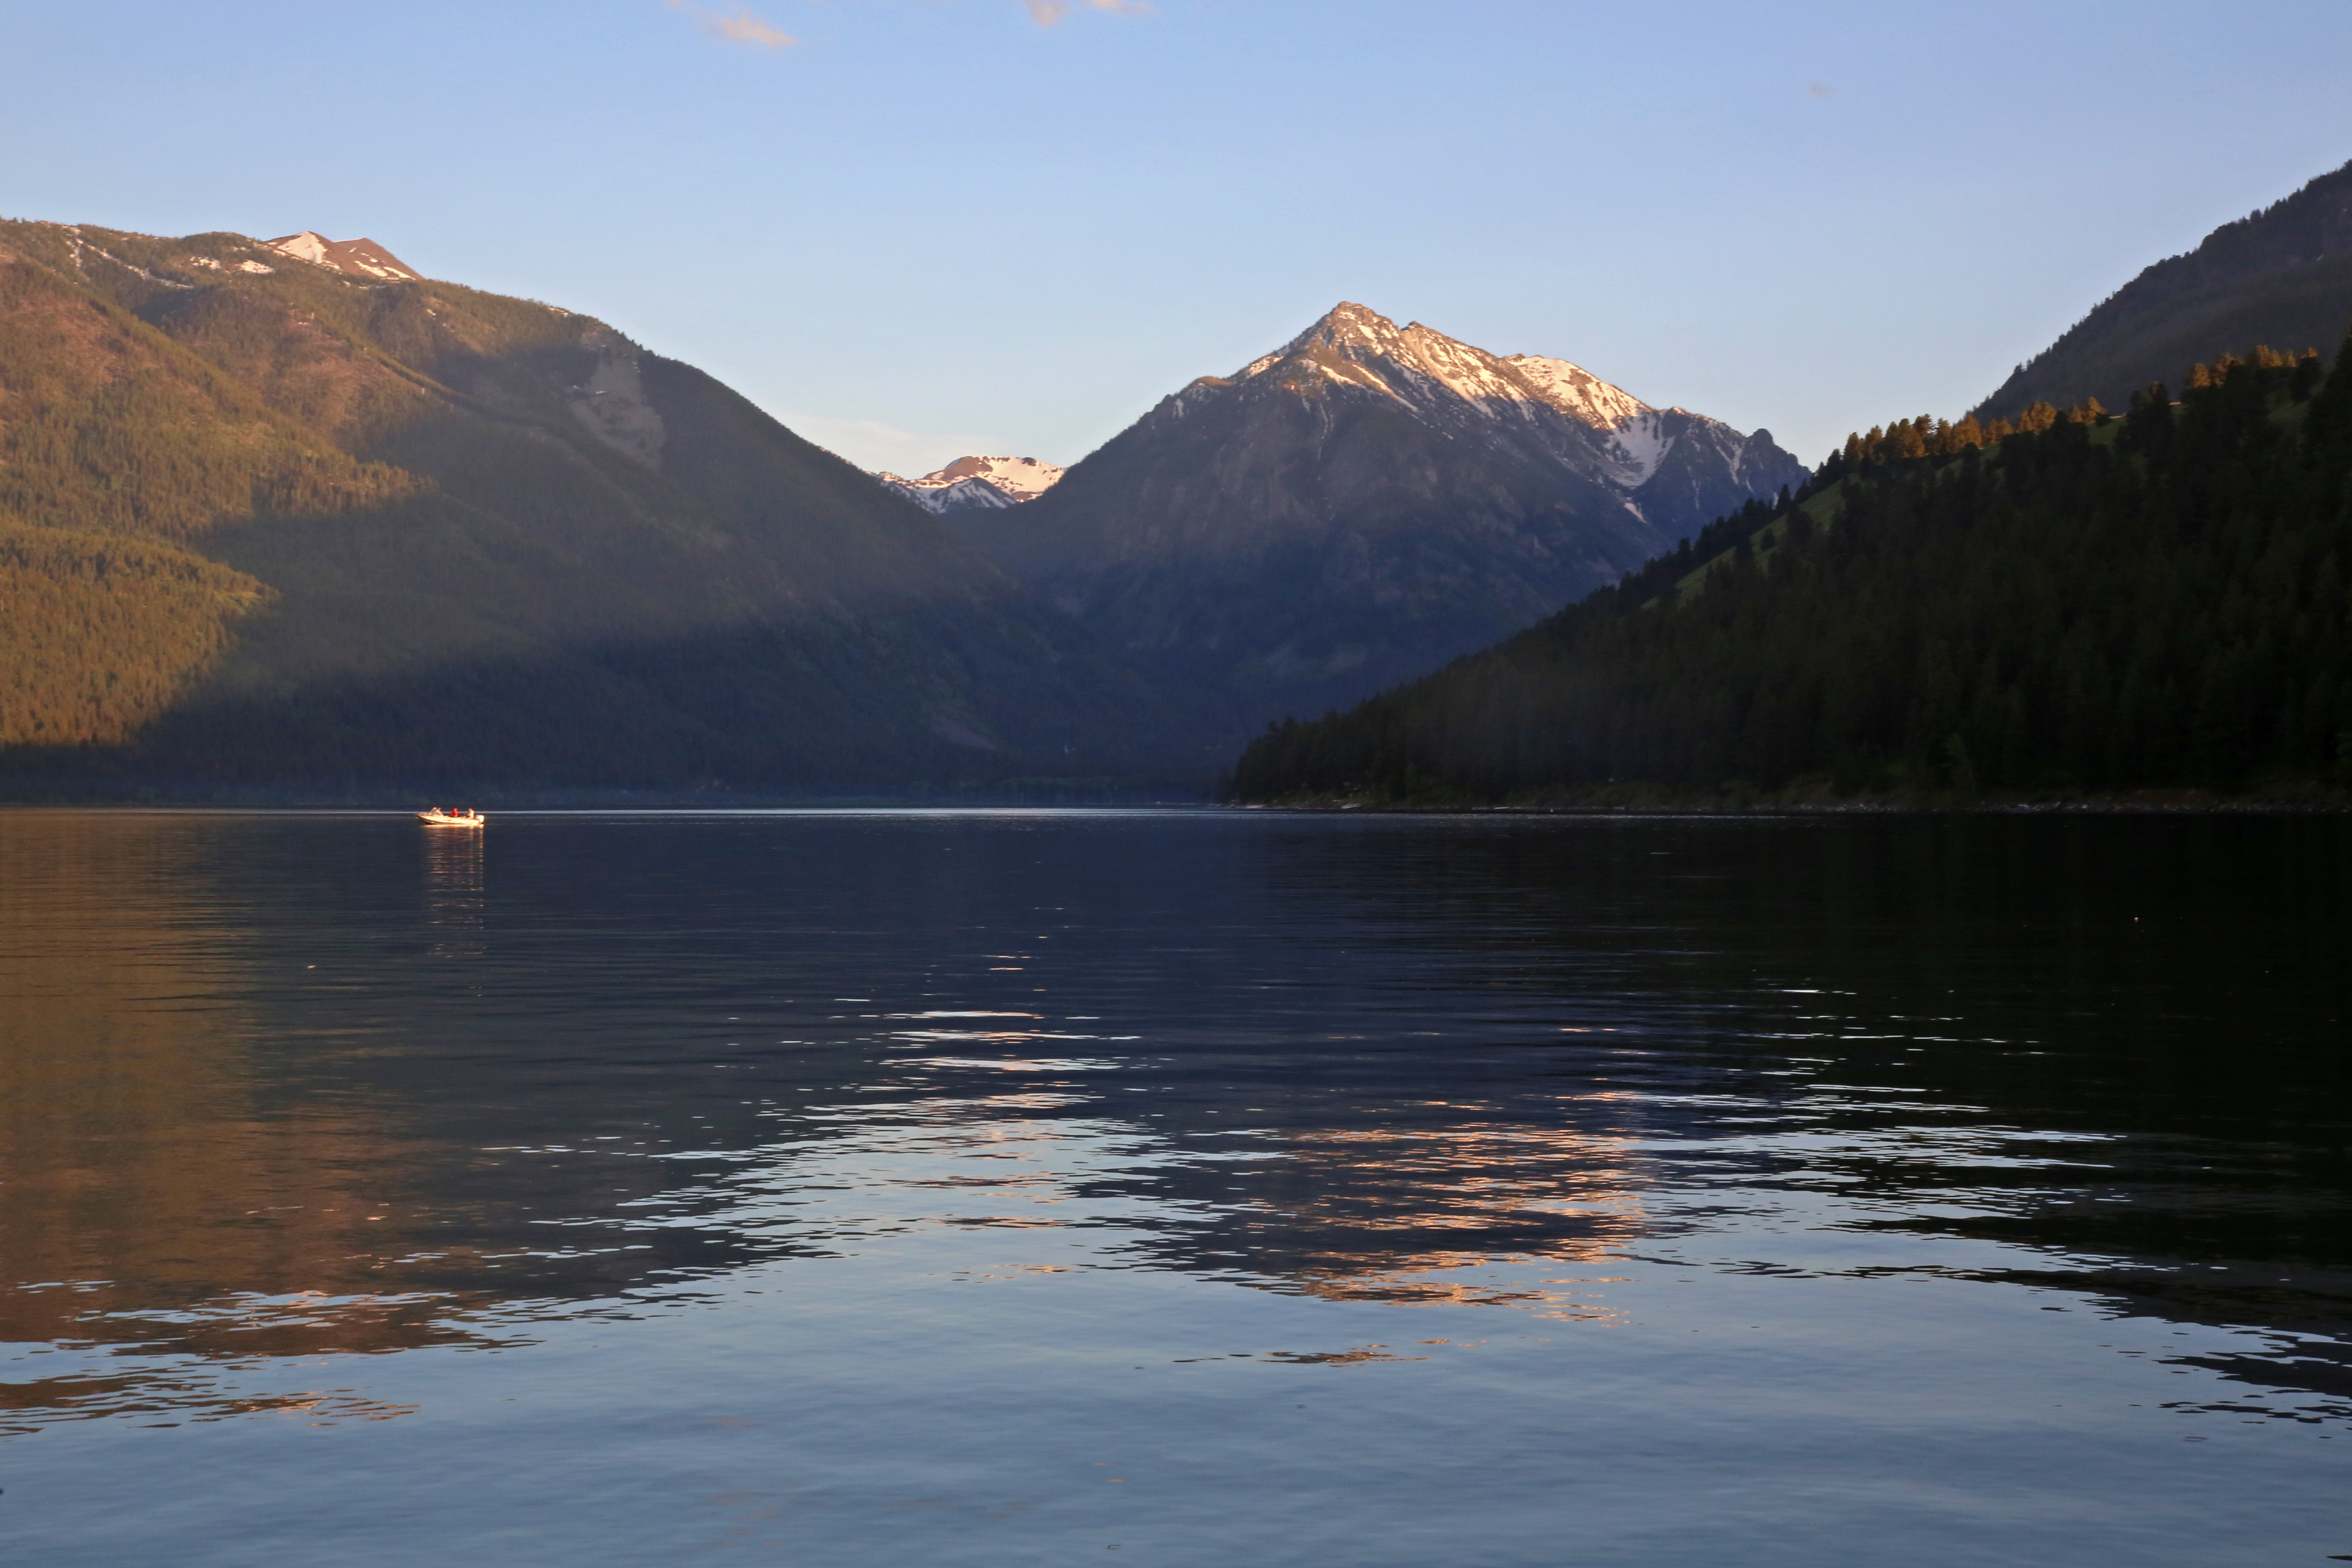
xmin=263 ymin=232 xmax=422 ymax=282
xmin=1239 ymin=303 xmax=1669 ymax=436
xmin=1601 ymin=409 xmax=1675 ymax=486
xmin=876 ymin=455 xmax=1065 ymax=515
xmin=1504 ymin=354 xmax=1650 ymax=430
xmin=1215 ymin=302 xmax=1783 ymax=497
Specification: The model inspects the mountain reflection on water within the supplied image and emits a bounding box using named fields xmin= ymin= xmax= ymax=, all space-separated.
xmin=2 ymin=808 xmax=2348 ymax=1563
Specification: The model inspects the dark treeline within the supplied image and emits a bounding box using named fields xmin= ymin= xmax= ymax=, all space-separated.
xmin=1232 ymin=333 xmax=2352 ymax=802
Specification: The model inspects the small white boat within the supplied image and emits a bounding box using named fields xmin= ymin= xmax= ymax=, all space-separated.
xmin=416 ymin=807 xmax=486 ymax=827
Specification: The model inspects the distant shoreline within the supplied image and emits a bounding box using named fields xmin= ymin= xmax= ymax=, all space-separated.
xmin=0 ymin=790 xmax=1217 ymax=811
xmin=1239 ymin=790 xmax=2352 ymax=816
xmin=4 ymin=788 xmax=2344 ymax=816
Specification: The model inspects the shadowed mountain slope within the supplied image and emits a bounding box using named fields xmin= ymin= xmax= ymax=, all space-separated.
xmin=974 ymin=303 xmax=1806 ymax=730
xmin=0 ymin=219 xmax=1197 ymax=793
xmin=1236 ymin=338 xmax=2352 ymax=804
xmin=1976 ymin=159 xmax=2352 ymax=419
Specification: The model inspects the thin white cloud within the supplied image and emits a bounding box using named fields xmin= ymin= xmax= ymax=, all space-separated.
xmin=668 ymin=1 xmax=799 ymax=49
xmin=1027 ymin=0 xmax=1153 ymax=26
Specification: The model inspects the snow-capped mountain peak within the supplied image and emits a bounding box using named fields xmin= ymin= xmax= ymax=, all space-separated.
xmin=875 ymin=455 xmax=1065 ymax=516
xmin=1234 ymin=302 xmax=1665 ymax=447
xmin=974 ymin=302 xmax=1808 ymax=729
xmin=262 ymin=232 xmax=422 ymax=282
xmin=1213 ymin=302 xmax=1758 ymax=492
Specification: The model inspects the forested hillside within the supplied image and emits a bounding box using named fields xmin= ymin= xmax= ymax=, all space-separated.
xmin=0 ymin=520 xmax=270 ymax=746
xmin=0 ymin=219 xmax=1196 ymax=794
xmin=1976 ymin=159 xmax=2352 ymax=421
xmin=1233 ymin=336 xmax=2352 ymax=804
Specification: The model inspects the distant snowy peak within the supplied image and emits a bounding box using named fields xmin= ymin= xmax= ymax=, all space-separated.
xmin=263 ymin=231 xmax=422 ymax=282
xmin=931 ymin=454 xmax=1064 ymax=503
xmin=876 ymin=455 xmax=1065 ymax=515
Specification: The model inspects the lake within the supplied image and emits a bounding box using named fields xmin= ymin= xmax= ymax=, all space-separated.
xmin=2 ymin=807 xmax=2347 ymax=1565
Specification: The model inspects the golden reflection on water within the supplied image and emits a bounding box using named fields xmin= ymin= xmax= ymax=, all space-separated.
xmin=423 ymin=824 xmax=485 ymax=958
xmin=0 ymin=815 xmax=481 ymax=1430
xmin=903 ymin=1044 xmax=1651 ymax=1327
xmin=1230 ymin=1115 xmax=1647 ymax=1323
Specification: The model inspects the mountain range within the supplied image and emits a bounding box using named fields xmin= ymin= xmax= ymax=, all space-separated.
xmin=967 ymin=302 xmax=1806 ymax=724
xmin=18 ymin=149 xmax=2339 ymax=802
xmin=1237 ymin=339 xmax=2352 ymax=803
xmin=0 ymin=231 xmax=1802 ymax=794
xmin=1232 ymin=158 xmax=2352 ymax=805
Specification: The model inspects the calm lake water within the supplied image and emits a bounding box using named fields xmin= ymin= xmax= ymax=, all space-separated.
xmin=2 ymin=807 xmax=2348 ymax=1565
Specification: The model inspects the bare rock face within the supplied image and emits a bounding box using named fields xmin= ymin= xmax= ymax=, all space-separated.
xmin=568 ymin=347 xmax=667 ymax=469
xmin=979 ymin=302 xmax=1807 ymax=727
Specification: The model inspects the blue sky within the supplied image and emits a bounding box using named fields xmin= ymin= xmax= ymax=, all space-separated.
xmin=5 ymin=1 xmax=2350 ymax=471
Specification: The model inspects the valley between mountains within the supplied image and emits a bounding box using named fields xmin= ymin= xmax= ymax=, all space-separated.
xmin=6 ymin=156 xmax=2352 ymax=802
xmin=0 ymin=229 xmax=1796 ymax=797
